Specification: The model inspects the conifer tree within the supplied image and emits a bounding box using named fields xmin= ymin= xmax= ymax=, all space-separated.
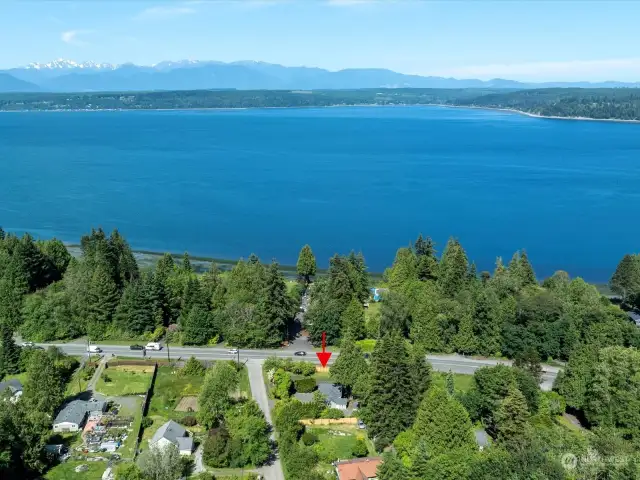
xmin=255 ymin=261 xmax=292 ymax=347
xmin=388 ymin=247 xmax=418 ymax=289
xmin=377 ymin=451 xmax=408 ymax=480
xmin=364 ymin=331 xmax=415 ymax=449
xmin=0 ymin=325 xmax=21 ymax=377
xmin=437 ymin=238 xmax=469 ymax=298
xmin=347 ymin=251 xmax=369 ymax=302
xmin=296 ymin=244 xmax=317 ymax=285
xmin=156 ymin=253 xmax=175 ymax=283
xmin=446 ymin=370 xmax=455 ymax=396
xmin=340 ymin=297 xmax=366 ymax=340
xmin=330 ymin=335 xmax=369 ymax=397
xmin=87 ymin=264 xmax=119 ymax=337
xmin=409 ymin=344 xmax=432 ymax=410
xmin=412 ymin=386 xmax=476 ymax=457
xmin=182 ymin=305 xmax=216 ymax=345
xmin=519 ymin=250 xmax=536 ymax=286
xmin=0 ymin=260 xmax=29 ymax=329
xmin=415 ymin=235 xmax=439 ymax=281
xmin=181 ymin=251 xmax=193 ymax=273
xmin=495 ymin=386 xmax=530 ymax=446
xmin=453 ymin=313 xmax=477 ymax=355
xmin=409 ymin=437 xmax=431 ymax=480
xmin=109 ymin=229 xmax=139 ymax=285
xmin=473 ymin=289 xmax=502 ymax=356
xmin=610 ymin=254 xmax=640 ymax=302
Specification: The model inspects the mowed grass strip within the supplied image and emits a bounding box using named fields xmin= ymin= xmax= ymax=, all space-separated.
xmin=95 ymin=365 xmax=153 ymax=396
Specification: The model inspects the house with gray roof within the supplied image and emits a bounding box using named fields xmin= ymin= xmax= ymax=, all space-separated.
xmin=150 ymin=420 xmax=194 ymax=456
xmin=317 ymin=383 xmax=348 ymax=410
xmin=629 ymin=311 xmax=640 ymax=326
xmin=53 ymin=400 xmax=89 ymax=433
xmin=0 ymin=379 xmax=23 ymax=404
xmin=474 ymin=429 xmax=491 ymax=450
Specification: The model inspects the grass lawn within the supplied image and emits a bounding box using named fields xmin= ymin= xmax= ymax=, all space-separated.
xmin=44 ymin=461 xmax=106 ymax=480
xmin=3 ymin=372 xmax=29 ymax=385
xmin=95 ymin=365 xmax=153 ymax=396
xmin=308 ymin=424 xmax=375 ymax=467
xmin=364 ymin=302 xmax=381 ymax=322
xmin=432 ymin=372 xmax=474 ymax=393
xmin=355 ymin=339 xmax=376 ymax=353
xmin=117 ymin=396 xmax=144 ymax=458
xmin=148 ymin=366 xmax=205 ymax=419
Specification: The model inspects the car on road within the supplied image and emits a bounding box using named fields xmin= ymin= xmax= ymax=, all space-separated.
xmin=358 ymin=420 xmax=366 ymax=429
xmin=87 ymin=345 xmax=102 ymax=353
xmin=129 ymin=344 xmax=144 ymax=350
xmin=228 ymin=348 xmax=238 ymax=355
xmin=145 ymin=342 xmax=162 ymax=351
xmin=294 ymin=351 xmax=307 ymax=356
xmin=21 ymin=341 xmax=35 ymax=347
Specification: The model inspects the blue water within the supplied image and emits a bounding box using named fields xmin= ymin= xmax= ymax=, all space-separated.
xmin=1 ymin=106 xmax=639 ymax=281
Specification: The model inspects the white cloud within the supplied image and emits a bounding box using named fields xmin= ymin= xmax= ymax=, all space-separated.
xmin=440 ymin=58 xmax=640 ymax=82
xmin=136 ymin=5 xmax=196 ymax=20
xmin=326 ymin=0 xmax=388 ymax=6
xmin=61 ymin=30 xmax=92 ymax=46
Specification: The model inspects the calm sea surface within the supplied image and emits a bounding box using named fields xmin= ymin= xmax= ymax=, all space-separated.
xmin=1 ymin=106 xmax=639 ymax=281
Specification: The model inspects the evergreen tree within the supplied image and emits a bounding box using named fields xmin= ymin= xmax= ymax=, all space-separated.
xmin=409 ymin=344 xmax=432 ymax=410
xmin=306 ymin=298 xmax=342 ymax=346
xmin=12 ymin=233 xmax=58 ymax=290
xmin=409 ymin=283 xmax=444 ymax=352
xmin=340 ymin=297 xmax=366 ymax=340
xmin=87 ymin=264 xmax=119 ymax=337
xmin=377 ymin=451 xmax=408 ymax=480
xmin=181 ymin=251 xmax=193 ymax=273
xmin=379 ymin=291 xmax=411 ymax=337
xmin=495 ymin=386 xmax=530 ymax=446
xmin=330 ymin=336 xmax=369 ymax=397
xmin=610 ymin=254 xmax=640 ymax=302
xmin=473 ymin=289 xmax=502 ymax=356
xmin=296 ymin=244 xmax=317 ymax=285
xmin=347 ymin=251 xmax=369 ymax=302
xmin=201 ymin=263 xmax=222 ymax=307
xmin=0 ymin=326 xmax=21 ymax=377
xmin=409 ymin=437 xmax=431 ymax=480
xmin=38 ymin=238 xmax=71 ymax=277
xmin=22 ymin=349 xmax=65 ymax=417
xmin=155 ymin=253 xmax=175 ymax=283
xmin=255 ymin=261 xmax=292 ymax=347
xmin=0 ymin=260 xmax=29 ymax=329
xmin=446 ymin=370 xmax=455 ymax=396
xmin=109 ymin=229 xmax=139 ymax=285
xmin=364 ymin=331 xmax=416 ymax=449
xmin=453 ymin=313 xmax=477 ymax=355
xmin=437 ymin=238 xmax=469 ymax=298
xmin=327 ymin=255 xmax=354 ymax=308
xmin=182 ymin=305 xmax=217 ymax=345
xmin=181 ymin=276 xmax=206 ymax=318
xmin=519 ymin=250 xmax=536 ymax=286
xmin=415 ymin=235 xmax=439 ymax=281
xmin=388 ymin=247 xmax=418 ymax=289
xmin=412 ymin=386 xmax=476 ymax=457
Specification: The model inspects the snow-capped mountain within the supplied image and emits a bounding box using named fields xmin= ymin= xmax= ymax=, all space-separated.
xmin=24 ymin=59 xmax=118 ymax=71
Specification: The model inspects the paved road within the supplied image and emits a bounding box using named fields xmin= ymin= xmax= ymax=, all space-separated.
xmin=247 ymin=360 xmax=285 ymax=480
xmin=41 ymin=343 xmax=559 ymax=391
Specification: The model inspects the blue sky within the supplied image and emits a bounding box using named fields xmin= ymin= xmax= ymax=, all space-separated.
xmin=1 ymin=0 xmax=639 ymax=81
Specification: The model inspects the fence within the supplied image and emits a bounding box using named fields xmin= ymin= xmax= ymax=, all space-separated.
xmin=300 ymin=417 xmax=358 ymax=426
xmin=132 ymin=362 xmax=159 ymax=459
xmin=316 ymin=366 xmax=329 ymax=374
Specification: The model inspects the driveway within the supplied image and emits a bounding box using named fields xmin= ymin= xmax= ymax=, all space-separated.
xmin=247 ymin=360 xmax=285 ymax=480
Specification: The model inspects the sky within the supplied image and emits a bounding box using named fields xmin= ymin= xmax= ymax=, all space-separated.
xmin=1 ymin=0 xmax=639 ymax=82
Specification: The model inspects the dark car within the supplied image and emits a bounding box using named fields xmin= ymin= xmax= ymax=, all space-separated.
xmin=130 ymin=344 xmax=144 ymax=350
xmin=294 ymin=351 xmax=307 ymax=356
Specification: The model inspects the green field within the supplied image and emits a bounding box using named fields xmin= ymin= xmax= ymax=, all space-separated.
xmin=95 ymin=366 xmax=153 ymax=396
xmin=44 ymin=461 xmax=106 ymax=480
xmin=308 ymin=424 xmax=375 ymax=466
xmin=432 ymin=372 xmax=474 ymax=393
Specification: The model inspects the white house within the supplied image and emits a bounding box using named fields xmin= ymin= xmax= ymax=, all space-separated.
xmin=150 ymin=420 xmax=194 ymax=456
xmin=317 ymin=383 xmax=349 ymax=411
xmin=0 ymin=379 xmax=23 ymax=404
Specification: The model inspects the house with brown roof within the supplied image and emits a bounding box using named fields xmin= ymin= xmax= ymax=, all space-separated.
xmin=335 ymin=457 xmax=382 ymax=480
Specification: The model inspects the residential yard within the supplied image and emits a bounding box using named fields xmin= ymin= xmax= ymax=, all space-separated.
xmin=95 ymin=365 xmax=153 ymax=396
xmin=44 ymin=461 xmax=106 ymax=480
xmin=117 ymin=396 xmax=144 ymax=458
xmin=432 ymin=372 xmax=474 ymax=393
xmin=307 ymin=424 xmax=375 ymax=471
xmin=3 ymin=372 xmax=29 ymax=385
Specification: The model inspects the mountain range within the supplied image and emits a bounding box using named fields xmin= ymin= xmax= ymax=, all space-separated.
xmin=1 ymin=58 xmax=639 ymax=93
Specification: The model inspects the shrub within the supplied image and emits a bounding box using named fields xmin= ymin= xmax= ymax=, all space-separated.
xmin=181 ymin=356 xmax=206 ymax=377
xmin=320 ymin=408 xmax=344 ymax=419
xmin=141 ymin=417 xmax=153 ymax=429
xmin=294 ymin=377 xmax=317 ymax=393
xmin=102 ymin=374 xmax=111 ymax=383
xmin=301 ymin=431 xmax=318 ymax=446
xmin=273 ymin=369 xmax=293 ymax=400
xmin=203 ymin=426 xmax=231 ymax=468
xmin=352 ymin=438 xmax=368 ymax=457
xmin=180 ymin=416 xmax=198 ymax=427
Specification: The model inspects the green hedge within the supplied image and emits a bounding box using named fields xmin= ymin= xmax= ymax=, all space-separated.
xmin=294 ymin=377 xmax=317 ymax=393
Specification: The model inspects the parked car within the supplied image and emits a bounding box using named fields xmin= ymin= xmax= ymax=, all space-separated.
xmin=358 ymin=420 xmax=367 ymax=429
xmin=87 ymin=345 xmax=102 ymax=353
xmin=145 ymin=342 xmax=162 ymax=351
xmin=294 ymin=351 xmax=307 ymax=356
xmin=129 ymin=344 xmax=144 ymax=351
xmin=21 ymin=341 xmax=35 ymax=347
xmin=228 ymin=348 xmax=238 ymax=355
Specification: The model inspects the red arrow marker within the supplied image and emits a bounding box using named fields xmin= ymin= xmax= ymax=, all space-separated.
xmin=316 ymin=331 xmax=332 ymax=367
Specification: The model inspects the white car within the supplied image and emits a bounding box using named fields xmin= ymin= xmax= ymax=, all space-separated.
xmin=228 ymin=348 xmax=238 ymax=355
xmin=21 ymin=341 xmax=35 ymax=347
xmin=87 ymin=345 xmax=102 ymax=353
xmin=145 ymin=342 xmax=162 ymax=351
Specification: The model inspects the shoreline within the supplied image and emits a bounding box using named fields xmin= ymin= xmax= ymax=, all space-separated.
xmin=1 ymin=102 xmax=638 ymax=123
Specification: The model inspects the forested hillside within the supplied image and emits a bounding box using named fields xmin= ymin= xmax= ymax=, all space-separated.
xmin=1 ymin=87 xmax=639 ymax=121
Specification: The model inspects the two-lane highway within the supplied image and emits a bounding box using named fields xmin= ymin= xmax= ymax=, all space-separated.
xmin=41 ymin=342 xmax=559 ymax=391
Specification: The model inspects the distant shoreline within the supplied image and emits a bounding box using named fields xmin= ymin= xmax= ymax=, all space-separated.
xmin=1 ymin=102 xmax=639 ymax=123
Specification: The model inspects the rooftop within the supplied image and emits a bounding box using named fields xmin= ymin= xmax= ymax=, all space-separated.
xmin=151 ymin=420 xmax=188 ymax=446
xmin=54 ymin=400 xmax=88 ymax=426
xmin=318 ymin=383 xmax=348 ymax=407
xmin=336 ymin=457 xmax=382 ymax=480
xmin=0 ymin=379 xmax=23 ymax=395
xmin=474 ymin=428 xmax=491 ymax=447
